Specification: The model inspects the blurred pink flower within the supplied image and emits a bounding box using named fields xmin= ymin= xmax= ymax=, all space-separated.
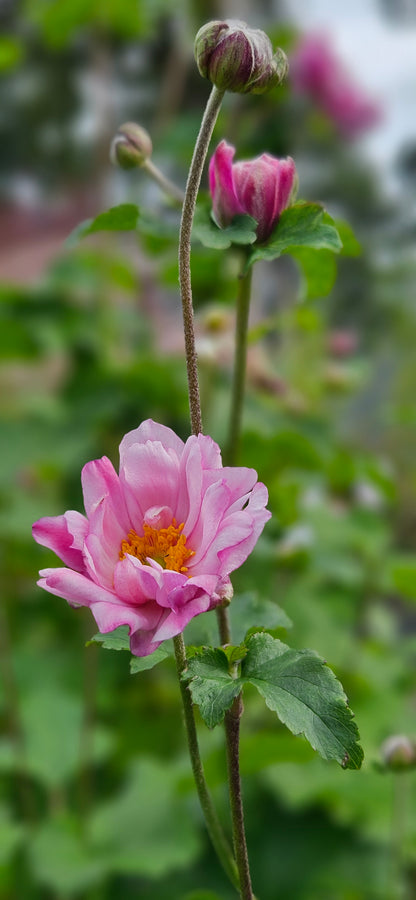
xmin=291 ymin=34 xmax=381 ymax=138
xmin=209 ymin=140 xmax=298 ymax=242
xmin=33 ymin=420 xmax=270 ymax=656
xmin=328 ymin=329 xmax=359 ymax=358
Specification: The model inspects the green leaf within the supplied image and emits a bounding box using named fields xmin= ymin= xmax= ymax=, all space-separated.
xmin=242 ymin=633 xmax=363 ymax=770
xmin=184 ymin=648 xmax=241 ymax=728
xmin=335 ymin=219 xmax=362 ymax=257
xmin=291 ymin=247 xmax=337 ymax=299
xmin=193 ymin=204 xmax=257 ymax=249
xmin=83 ymin=203 xmax=141 ymax=234
xmin=88 ymin=626 xmax=130 ymax=651
xmin=247 ymin=202 xmax=342 ymax=269
xmin=130 ymin=645 xmax=171 ymax=673
xmin=185 ymin=637 xmax=362 ymax=766
xmin=68 ymin=204 xmax=141 ymax=244
xmin=230 ymin=591 xmax=292 ymax=643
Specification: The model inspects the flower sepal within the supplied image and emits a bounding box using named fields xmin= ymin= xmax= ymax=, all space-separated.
xmin=193 ymin=200 xmax=258 ymax=250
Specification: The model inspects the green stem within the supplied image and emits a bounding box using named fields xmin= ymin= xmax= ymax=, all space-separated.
xmin=143 ymin=158 xmax=185 ymax=204
xmin=173 ymin=633 xmax=240 ymax=890
xmin=225 ymin=260 xmax=253 ymax=466
xmin=178 ymin=85 xmax=225 ymax=436
xmin=225 ymin=695 xmax=253 ymax=900
xmin=219 ymin=257 xmax=256 ymax=899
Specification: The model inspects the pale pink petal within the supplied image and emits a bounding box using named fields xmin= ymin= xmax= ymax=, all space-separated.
xmin=163 ymin=572 xmax=219 ymax=613
xmin=38 ymin=567 xmax=115 ymax=607
xmin=81 ymin=457 xmax=130 ymax=532
xmin=152 ymin=591 xmax=212 ymax=643
xmin=186 ymin=479 xmax=232 ymax=565
xmin=120 ymin=441 xmax=180 ymax=528
xmin=113 ymin=555 xmax=162 ymax=605
xmin=32 ymin=512 xmax=88 ymax=572
xmin=119 ymin=419 xmax=184 ymax=464
xmin=202 ymin=466 xmax=258 ymax=508
xmin=192 ymin=483 xmax=271 ymax=575
xmin=130 ymin=626 xmax=167 ymax=657
xmin=83 ymin=533 xmax=115 ymax=589
xmin=90 ymin=598 xmax=162 ymax=635
xmin=191 ymin=513 xmax=254 ymax=574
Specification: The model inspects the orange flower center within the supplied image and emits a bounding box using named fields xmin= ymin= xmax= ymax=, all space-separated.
xmin=119 ymin=519 xmax=194 ymax=574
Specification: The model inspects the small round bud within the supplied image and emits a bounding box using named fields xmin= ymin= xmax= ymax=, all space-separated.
xmin=110 ymin=122 xmax=152 ymax=170
xmin=381 ymin=735 xmax=416 ymax=771
xmin=194 ymin=19 xmax=288 ymax=95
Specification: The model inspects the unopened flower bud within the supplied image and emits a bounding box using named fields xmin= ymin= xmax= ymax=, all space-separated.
xmin=381 ymin=735 xmax=416 ymax=771
xmin=209 ymin=140 xmax=297 ymax=243
xmin=194 ymin=19 xmax=288 ymax=95
xmin=110 ymin=122 xmax=152 ymax=170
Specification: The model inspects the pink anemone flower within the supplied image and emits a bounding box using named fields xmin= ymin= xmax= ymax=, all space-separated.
xmin=33 ymin=420 xmax=271 ymax=656
xmin=209 ymin=140 xmax=298 ymax=243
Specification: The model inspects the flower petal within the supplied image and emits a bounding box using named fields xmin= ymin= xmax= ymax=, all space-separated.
xmin=209 ymin=140 xmax=245 ymax=227
xmin=119 ymin=419 xmax=184 ymax=463
xmin=38 ymin=567 xmax=115 ymax=607
xmin=32 ymin=512 xmax=88 ymax=572
xmin=113 ymin=555 xmax=162 ymax=605
xmin=81 ymin=456 xmax=130 ymax=532
xmin=119 ymin=440 xmax=180 ymax=529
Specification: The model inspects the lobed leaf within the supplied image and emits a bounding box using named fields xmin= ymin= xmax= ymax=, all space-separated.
xmin=241 ymin=633 xmax=363 ymax=770
xmin=246 ymin=202 xmax=343 ymax=269
xmin=184 ymin=648 xmax=241 ymax=728
xmin=185 ymin=635 xmax=363 ymax=769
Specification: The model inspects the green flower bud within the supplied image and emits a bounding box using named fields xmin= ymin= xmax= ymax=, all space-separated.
xmin=194 ymin=19 xmax=288 ymax=95
xmin=381 ymin=735 xmax=416 ymax=771
xmin=110 ymin=122 xmax=152 ymax=170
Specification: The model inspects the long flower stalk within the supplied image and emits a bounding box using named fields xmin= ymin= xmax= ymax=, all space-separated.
xmin=173 ymin=634 xmax=240 ymax=889
xmin=225 ymin=260 xmax=253 ymax=466
xmin=178 ymin=84 xmax=224 ymax=436
xmin=218 ymin=256 xmax=256 ymax=899
xmin=177 ymin=81 xmax=255 ymax=900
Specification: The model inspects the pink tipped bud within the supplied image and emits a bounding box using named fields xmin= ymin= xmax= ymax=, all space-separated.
xmin=194 ymin=19 xmax=288 ymax=95
xmin=110 ymin=122 xmax=152 ymax=170
xmin=209 ymin=140 xmax=298 ymax=243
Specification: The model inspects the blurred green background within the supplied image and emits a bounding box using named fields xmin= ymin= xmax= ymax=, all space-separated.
xmin=2 ymin=1 xmax=416 ymax=898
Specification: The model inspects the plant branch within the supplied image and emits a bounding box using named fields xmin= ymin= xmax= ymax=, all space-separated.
xmin=178 ymin=85 xmax=225 ymax=435
xmin=143 ymin=158 xmax=185 ymax=204
xmin=173 ymin=633 xmax=239 ymax=890
xmin=225 ymin=693 xmax=253 ymax=900
xmin=225 ymin=260 xmax=253 ymax=466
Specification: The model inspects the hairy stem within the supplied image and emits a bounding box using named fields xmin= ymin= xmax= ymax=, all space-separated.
xmin=173 ymin=633 xmax=239 ymax=890
xmin=178 ymin=85 xmax=225 ymax=435
xmin=218 ymin=257 xmax=256 ymax=899
xmin=225 ymin=695 xmax=253 ymax=900
xmin=225 ymin=261 xmax=253 ymax=466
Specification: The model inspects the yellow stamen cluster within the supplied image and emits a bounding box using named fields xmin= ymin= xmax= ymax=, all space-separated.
xmin=119 ymin=519 xmax=194 ymax=574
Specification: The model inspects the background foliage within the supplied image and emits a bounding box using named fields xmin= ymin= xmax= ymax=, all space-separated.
xmin=1 ymin=1 xmax=416 ymax=898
